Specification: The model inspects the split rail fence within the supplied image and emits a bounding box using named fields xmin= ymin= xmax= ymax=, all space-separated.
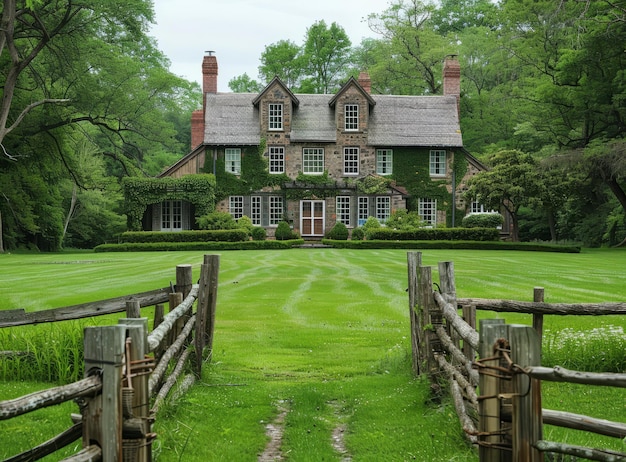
xmin=0 ymin=254 xmax=219 ymax=462
xmin=407 ymin=251 xmax=626 ymax=462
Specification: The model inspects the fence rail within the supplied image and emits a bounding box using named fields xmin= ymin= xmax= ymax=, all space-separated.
xmin=0 ymin=254 xmax=219 ymax=461
xmin=407 ymin=251 xmax=626 ymax=462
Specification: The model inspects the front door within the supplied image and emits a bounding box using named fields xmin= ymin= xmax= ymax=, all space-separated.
xmin=300 ymin=200 xmax=325 ymax=237
xmin=161 ymin=200 xmax=183 ymax=231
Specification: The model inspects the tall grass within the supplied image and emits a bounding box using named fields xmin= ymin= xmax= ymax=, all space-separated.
xmin=1 ymin=248 xmax=625 ymax=461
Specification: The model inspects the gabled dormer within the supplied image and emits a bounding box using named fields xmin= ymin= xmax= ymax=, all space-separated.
xmin=329 ymin=76 xmax=376 ymax=134
xmin=252 ymin=77 xmax=299 ymax=139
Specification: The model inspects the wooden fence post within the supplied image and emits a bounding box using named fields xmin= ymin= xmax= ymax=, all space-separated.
xmin=118 ymin=318 xmax=151 ymax=462
xmin=478 ymin=319 xmax=507 ymax=462
xmin=195 ymin=254 xmax=220 ymax=377
xmin=126 ymin=300 xmax=141 ymax=319
xmin=417 ymin=265 xmax=438 ymax=377
xmin=438 ymin=261 xmax=458 ymax=350
xmin=407 ymin=252 xmax=422 ymax=374
xmin=83 ymin=325 xmax=125 ymax=461
xmin=176 ymin=264 xmax=193 ymax=299
xmin=532 ymin=287 xmax=544 ymax=352
xmin=509 ymin=324 xmax=542 ymax=462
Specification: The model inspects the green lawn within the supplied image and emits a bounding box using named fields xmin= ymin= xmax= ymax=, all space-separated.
xmin=0 ymin=248 xmax=625 ymax=461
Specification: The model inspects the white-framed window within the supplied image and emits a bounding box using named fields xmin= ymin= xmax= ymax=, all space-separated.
xmin=269 ymin=196 xmax=283 ymax=226
xmin=225 ymin=148 xmax=241 ymax=175
xmin=161 ymin=200 xmax=183 ymax=231
xmin=429 ymin=150 xmax=447 ymax=177
xmin=376 ymin=196 xmax=390 ymax=222
xmin=470 ymin=201 xmax=495 ymax=214
xmin=358 ymin=197 xmax=369 ymax=226
xmin=269 ymin=146 xmax=285 ymax=174
xmin=419 ymin=198 xmax=437 ymax=226
xmin=251 ymin=196 xmax=262 ymax=225
xmin=269 ymin=103 xmax=283 ymax=130
xmin=336 ymin=196 xmax=351 ymax=226
xmin=229 ymin=196 xmax=244 ymax=219
xmin=376 ymin=149 xmax=393 ymax=175
xmin=345 ymin=104 xmax=359 ymax=131
xmin=343 ymin=147 xmax=359 ymax=175
xmin=303 ymin=148 xmax=324 ymax=174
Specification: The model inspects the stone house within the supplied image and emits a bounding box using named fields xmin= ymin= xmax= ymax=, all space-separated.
xmin=155 ymin=53 xmax=488 ymax=237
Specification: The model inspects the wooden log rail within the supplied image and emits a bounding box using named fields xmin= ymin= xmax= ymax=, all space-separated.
xmin=0 ymin=255 xmax=220 ymax=462
xmin=406 ymin=252 xmax=626 ymax=462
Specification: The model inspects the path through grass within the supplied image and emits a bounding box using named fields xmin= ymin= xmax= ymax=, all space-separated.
xmin=1 ymin=248 xmax=625 ymax=461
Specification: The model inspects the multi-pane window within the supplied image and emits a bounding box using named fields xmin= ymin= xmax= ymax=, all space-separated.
xmin=470 ymin=201 xmax=493 ymax=214
xmin=251 ymin=196 xmax=262 ymax=225
xmin=429 ymin=150 xmax=447 ymax=176
xmin=419 ymin=198 xmax=437 ymax=226
xmin=358 ymin=197 xmax=369 ymax=226
xmin=269 ymin=196 xmax=283 ymax=226
xmin=269 ymin=146 xmax=285 ymax=174
xmin=376 ymin=149 xmax=393 ymax=175
xmin=303 ymin=148 xmax=324 ymax=174
xmin=376 ymin=196 xmax=390 ymax=223
xmin=343 ymin=147 xmax=359 ymax=175
xmin=336 ymin=196 xmax=351 ymax=226
xmin=345 ymin=104 xmax=359 ymax=131
xmin=225 ymin=148 xmax=241 ymax=175
xmin=229 ymin=196 xmax=244 ymax=219
xmin=269 ymin=103 xmax=283 ymax=130
xmin=161 ymin=200 xmax=182 ymax=231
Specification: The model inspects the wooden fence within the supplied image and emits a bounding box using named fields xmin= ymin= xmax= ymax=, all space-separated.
xmin=0 ymin=254 xmax=219 ymax=461
xmin=407 ymin=251 xmax=626 ymax=462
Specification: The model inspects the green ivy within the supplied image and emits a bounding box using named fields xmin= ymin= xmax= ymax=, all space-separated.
xmin=122 ymin=174 xmax=216 ymax=231
xmin=391 ymin=148 xmax=462 ymax=226
xmin=208 ymin=141 xmax=289 ymax=201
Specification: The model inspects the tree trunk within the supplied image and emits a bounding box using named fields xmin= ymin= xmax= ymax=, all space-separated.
xmin=0 ymin=209 xmax=3 ymax=253
xmin=61 ymin=184 xmax=78 ymax=247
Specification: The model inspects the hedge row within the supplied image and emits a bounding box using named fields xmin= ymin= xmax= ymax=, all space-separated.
xmin=321 ymin=240 xmax=581 ymax=253
xmin=366 ymin=227 xmax=500 ymax=241
xmin=94 ymin=239 xmax=305 ymax=252
xmin=120 ymin=230 xmax=249 ymax=243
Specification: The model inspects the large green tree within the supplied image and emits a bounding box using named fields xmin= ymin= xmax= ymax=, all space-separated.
xmin=465 ymin=150 xmax=543 ymax=241
xmin=0 ymin=0 xmax=200 ymax=250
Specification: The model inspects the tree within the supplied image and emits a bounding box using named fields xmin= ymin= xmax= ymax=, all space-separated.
xmin=228 ymin=73 xmax=263 ymax=93
xmin=0 ymin=0 xmax=200 ymax=250
xmin=465 ymin=150 xmax=543 ymax=241
xmin=302 ymin=20 xmax=352 ymax=93
xmin=258 ymin=40 xmax=305 ymax=89
xmin=366 ymin=0 xmax=452 ymax=95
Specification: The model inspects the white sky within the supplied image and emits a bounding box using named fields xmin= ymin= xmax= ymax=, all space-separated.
xmin=150 ymin=0 xmax=391 ymax=92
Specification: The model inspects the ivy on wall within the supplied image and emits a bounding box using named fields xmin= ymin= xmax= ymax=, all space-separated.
xmin=122 ymin=174 xmax=216 ymax=231
xmin=206 ymin=139 xmax=289 ymax=201
xmin=391 ymin=148 xmax=468 ymax=226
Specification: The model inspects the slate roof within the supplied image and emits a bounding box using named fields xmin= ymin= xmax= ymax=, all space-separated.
xmin=203 ymin=91 xmax=462 ymax=148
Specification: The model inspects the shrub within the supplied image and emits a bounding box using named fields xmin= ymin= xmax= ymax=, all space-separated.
xmin=197 ymin=212 xmax=238 ymax=230
xmin=326 ymin=222 xmax=349 ymax=240
xmin=385 ymin=209 xmax=426 ymax=230
xmin=366 ymin=227 xmax=500 ymax=241
xmin=250 ymin=226 xmax=267 ymax=241
xmin=275 ymin=221 xmax=294 ymax=240
xmin=351 ymin=227 xmax=365 ymax=240
xmin=237 ymin=215 xmax=254 ymax=233
xmin=120 ymin=230 xmax=249 ymax=243
xmin=462 ymin=213 xmax=503 ymax=229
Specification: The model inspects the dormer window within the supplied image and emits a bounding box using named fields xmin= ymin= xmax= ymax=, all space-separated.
xmin=269 ymin=103 xmax=283 ymax=130
xmin=345 ymin=104 xmax=359 ymax=131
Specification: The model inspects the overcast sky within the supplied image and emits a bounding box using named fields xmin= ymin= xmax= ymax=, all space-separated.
xmin=150 ymin=0 xmax=391 ymax=92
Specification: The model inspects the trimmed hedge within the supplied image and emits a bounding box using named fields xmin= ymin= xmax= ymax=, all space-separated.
xmin=462 ymin=213 xmax=504 ymax=228
xmin=367 ymin=227 xmax=500 ymax=241
xmin=94 ymin=239 xmax=305 ymax=252
xmin=321 ymin=239 xmax=581 ymax=253
xmin=120 ymin=230 xmax=249 ymax=243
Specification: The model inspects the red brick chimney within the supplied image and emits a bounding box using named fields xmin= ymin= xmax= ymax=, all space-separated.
xmin=202 ymin=51 xmax=218 ymax=94
xmin=443 ymin=55 xmax=460 ymax=116
xmin=191 ymin=52 xmax=218 ymax=150
xmin=358 ymin=71 xmax=371 ymax=94
xmin=191 ymin=109 xmax=204 ymax=149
